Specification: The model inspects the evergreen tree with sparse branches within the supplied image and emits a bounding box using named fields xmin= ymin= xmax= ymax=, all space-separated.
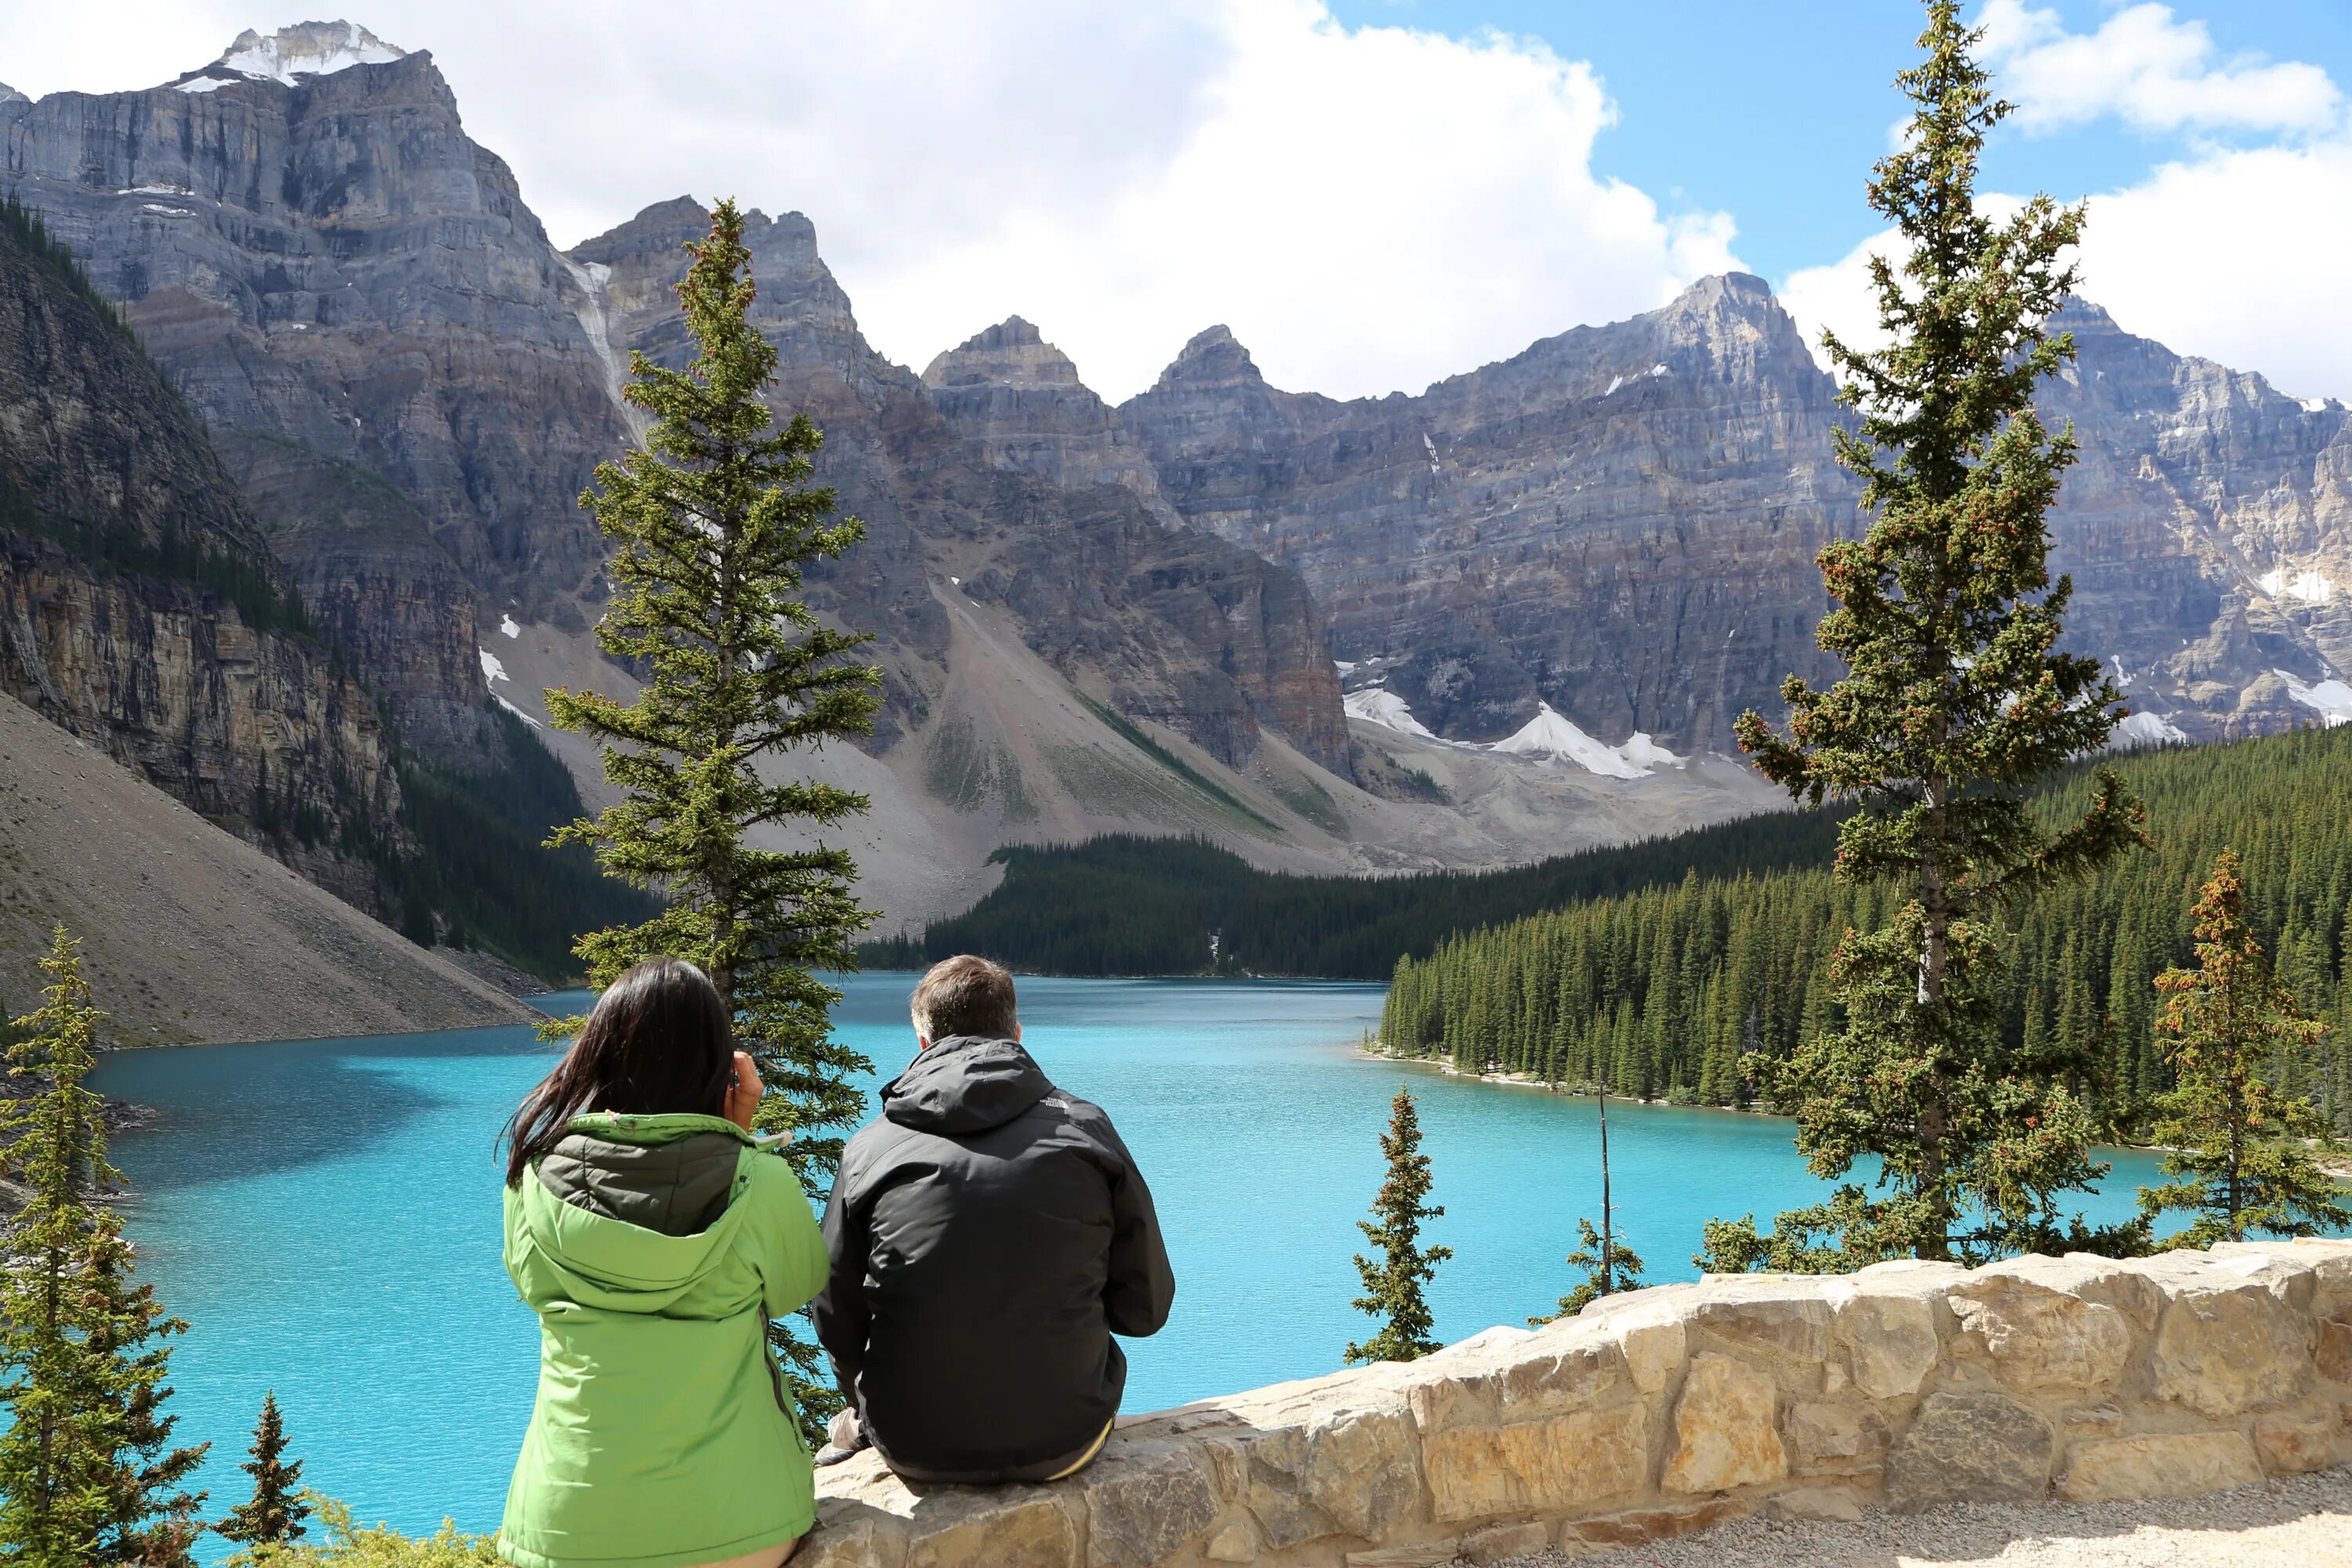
xmin=0 ymin=927 xmax=208 ymax=1566
xmin=216 ymin=1391 xmax=308 ymax=1548
xmin=1345 ymin=1089 xmax=1452 ymax=1363
xmin=1531 ymin=1218 xmax=1646 ymax=1324
xmin=543 ymin=198 xmax=881 ymax=1446
xmin=1704 ymin=0 xmax=2151 ymax=1273
xmin=2137 ymin=851 xmax=2349 ymax=1247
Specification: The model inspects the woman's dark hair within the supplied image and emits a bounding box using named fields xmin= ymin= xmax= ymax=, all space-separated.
xmin=503 ymin=956 xmax=735 ymax=1187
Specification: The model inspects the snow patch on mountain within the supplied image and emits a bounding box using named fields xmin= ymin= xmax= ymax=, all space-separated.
xmin=477 ymin=648 xmax=510 ymax=686
xmin=499 ymin=614 xmax=521 ymax=640
xmin=2109 ymin=710 xmax=2188 ymax=748
xmin=1345 ymin=687 xmax=1436 ymax=739
xmin=219 ymin=20 xmax=406 ymax=84
xmin=2276 ymin=669 xmax=2352 ymax=726
xmin=2259 ymin=566 xmax=2334 ymax=604
xmin=1489 ymin=703 xmax=1662 ymax=779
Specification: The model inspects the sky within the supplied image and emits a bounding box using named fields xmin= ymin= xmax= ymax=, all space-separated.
xmin=2 ymin=2 xmax=2349 ymax=405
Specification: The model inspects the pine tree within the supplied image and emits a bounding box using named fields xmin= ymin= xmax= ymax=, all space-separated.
xmin=0 ymin=927 xmax=208 ymax=1566
xmin=216 ymin=1391 xmax=308 ymax=1548
xmin=1530 ymin=1219 xmax=1647 ymax=1324
xmin=1344 ymin=1089 xmax=1453 ymax=1363
xmin=544 ymin=198 xmax=882 ymax=1446
xmin=1706 ymin=1 xmax=2149 ymax=1271
xmin=2138 ymin=851 xmax=2350 ymax=1246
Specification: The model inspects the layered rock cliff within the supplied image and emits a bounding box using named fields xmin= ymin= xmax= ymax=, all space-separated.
xmin=0 ymin=199 xmax=401 ymax=904
xmin=0 ymin=26 xmax=623 ymax=756
xmin=570 ymin=199 xmax=1353 ymax=777
xmin=1116 ymin=278 xmax=2352 ymax=751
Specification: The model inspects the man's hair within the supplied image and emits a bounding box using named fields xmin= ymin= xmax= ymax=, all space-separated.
xmin=910 ymin=955 xmax=1018 ymax=1040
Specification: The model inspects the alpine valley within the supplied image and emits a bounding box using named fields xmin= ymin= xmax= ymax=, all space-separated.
xmin=5 ymin=21 xmax=2350 ymax=995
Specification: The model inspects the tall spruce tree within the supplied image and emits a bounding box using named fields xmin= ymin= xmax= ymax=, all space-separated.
xmin=1345 ymin=1089 xmax=1452 ymax=1363
xmin=216 ymin=1391 xmax=308 ymax=1548
xmin=545 ymin=198 xmax=881 ymax=1444
xmin=1705 ymin=1 xmax=2149 ymax=1271
xmin=0 ymin=927 xmax=207 ymax=1566
xmin=2137 ymin=851 xmax=2349 ymax=1246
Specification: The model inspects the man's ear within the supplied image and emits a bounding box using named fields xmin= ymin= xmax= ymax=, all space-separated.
xmin=915 ymin=1034 xmax=931 ymax=1053
xmin=1013 ymin=1021 xmax=1023 ymax=1044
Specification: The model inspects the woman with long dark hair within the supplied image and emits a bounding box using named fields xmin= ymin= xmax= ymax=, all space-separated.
xmin=495 ymin=957 xmax=826 ymax=1568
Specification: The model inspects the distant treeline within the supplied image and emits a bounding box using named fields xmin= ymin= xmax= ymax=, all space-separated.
xmin=1377 ymin=727 xmax=2352 ymax=1138
xmin=861 ymin=808 xmax=1846 ymax=979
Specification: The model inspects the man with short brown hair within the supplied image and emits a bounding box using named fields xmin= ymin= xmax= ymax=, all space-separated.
xmin=811 ymin=956 xmax=1174 ymax=1483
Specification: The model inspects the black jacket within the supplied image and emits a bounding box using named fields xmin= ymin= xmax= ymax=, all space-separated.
xmin=811 ymin=1035 xmax=1175 ymax=1483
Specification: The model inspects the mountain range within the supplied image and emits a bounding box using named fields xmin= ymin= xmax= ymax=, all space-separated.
xmin=4 ymin=20 xmax=2347 ymax=937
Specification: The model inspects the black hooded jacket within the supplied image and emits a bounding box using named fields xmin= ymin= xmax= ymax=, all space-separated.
xmin=811 ymin=1035 xmax=1175 ymax=1483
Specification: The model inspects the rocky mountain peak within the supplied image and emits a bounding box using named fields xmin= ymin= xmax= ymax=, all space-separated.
xmin=1152 ymin=324 xmax=1269 ymax=393
xmin=923 ymin=316 xmax=1086 ymax=390
xmin=0 ymin=82 xmax=26 ymax=107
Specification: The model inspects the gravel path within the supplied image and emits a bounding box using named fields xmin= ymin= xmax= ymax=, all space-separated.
xmin=1488 ymin=1466 xmax=2352 ymax=1566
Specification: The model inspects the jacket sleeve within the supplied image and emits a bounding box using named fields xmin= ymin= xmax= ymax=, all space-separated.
xmin=754 ymin=1153 xmax=831 ymax=1320
xmin=808 ymin=1145 xmax=871 ymax=1408
xmin=1094 ymin=1113 xmax=1177 ymax=1338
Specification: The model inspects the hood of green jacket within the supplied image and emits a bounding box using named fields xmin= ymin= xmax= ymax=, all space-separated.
xmin=515 ymin=1112 xmax=757 ymax=1313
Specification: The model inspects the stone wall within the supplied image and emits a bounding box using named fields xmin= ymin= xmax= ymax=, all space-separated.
xmin=805 ymin=1239 xmax=2352 ymax=1566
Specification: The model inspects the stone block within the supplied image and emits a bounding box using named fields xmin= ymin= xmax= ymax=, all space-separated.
xmin=901 ymin=1490 xmax=1080 ymax=1568
xmin=1080 ymin=1441 xmax=1220 ymax=1567
xmin=1661 ymin=1352 xmax=1785 ymax=1495
xmin=1833 ymin=1292 xmax=1940 ymax=1399
xmin=1497 ymin=1338 xmax=1628 ymax=1414
xmin=1457 ymin=1521 xmax=1552 ymax=1564
xmin=1201 ymin=1517 xmax=1260 ymax=1563
xmin=2056 ymin=1431 xmax=2263 ymax=1503
xmin=2252 ymin=1414 xmax=2336 ymax=1475
xmin=1788 ymin=1400 xmax=1875 ymax=1464
xmin=1422 ymin=1402 xmax=1647 ymax=1523
xmin=1766 ymin=1486 xmax=1863 ymax=1522
xmin=1947 ymin=1271 xmax=2134 ymax=1395
xmin=1885 ymin=1390 xmax=2053 ymax=1509
xmin=1690 ymin=1294 xmax=1831 ymax=1364
xmin=2318 ymin=1316 xmax=2352 ymax=1385
xmin=1613 ymin=1309 xmax=1688 ymax=1396
xmin=1239 ymin=1403 xmax=1424 ymax=1548
xmin=1343 ymin=1546 xmax=1458 ymax=1567
xmin=2153 ymin=1281 xmax=2312 ymax=1416
xmin=1560 ymin=1499 xmax=1745 ymax=1545
xmin=800 ymin=1501 xmax=909 ymax=1568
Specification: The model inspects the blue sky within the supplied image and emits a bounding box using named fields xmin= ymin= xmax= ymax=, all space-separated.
xmin=5 ymin=2 xmax=2350 ymax=402
xmin=1334 ymin=0 xmax=2352 ymax=280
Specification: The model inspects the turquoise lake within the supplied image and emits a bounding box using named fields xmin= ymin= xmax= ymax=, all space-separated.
xmin=91 ymin=972 xmax=2169 ymax=1548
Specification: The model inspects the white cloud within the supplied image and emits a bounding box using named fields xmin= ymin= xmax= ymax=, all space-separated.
xmin=1786 ymin=72 xmax=2352 ymax=406
xmin=0 ymin=0 xmax=1739 ymax=403
xmin=1977 ymin=0 xmax=2343 ymax=137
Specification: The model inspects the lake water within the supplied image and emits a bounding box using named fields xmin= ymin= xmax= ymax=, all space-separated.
xmin=92 ymin=973 xmax=2168 ymax=1548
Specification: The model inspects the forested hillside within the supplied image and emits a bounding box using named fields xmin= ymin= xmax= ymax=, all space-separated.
xmin=867 ymin=807 xmax=1845 ymax=977
xmin=1377 ymin=728 xmax=2352 ymax=1138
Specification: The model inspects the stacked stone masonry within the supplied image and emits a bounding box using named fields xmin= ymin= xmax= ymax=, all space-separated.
xmin=805 ymin=1239 xmax=2352 ymax=1566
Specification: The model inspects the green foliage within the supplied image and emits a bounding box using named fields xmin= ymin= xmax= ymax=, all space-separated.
xmin=1531 ymin=1218 xmax=1646 ymax=1323
xmin=1073 ymin=695 xmax=1277 ymax=833
xmin=379 ymin=706 xmax=659 ymax=982
xmin=544 ymin=199 xmax=881 ymax=1445
xmin=2138 ymin=851 xmax=2349 ymax=1247
xmin=221 ymin=1496 xmax=495 ymax=1567
xmin=0 ymin=927 xmax=207 ymax=1566
xmin=1384 ymin=731 xmax=2352 ymax=1231
xmin=1345 ymin=1089 xmax=1452 ymax=1364
xmin=1716 ymin=1 xmax=2148 ymax=1267
xmin=217 ymin=1392 xmax=309 ymax=1548
xmin=878 ymin=807 xmax=1846 ymax=978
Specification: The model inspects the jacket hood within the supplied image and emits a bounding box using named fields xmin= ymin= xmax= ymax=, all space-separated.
xmin=514 ymin=1112 xmax=757 ymax=1311
xmin=883 ymin=1036 xmax=1053 ymax=1136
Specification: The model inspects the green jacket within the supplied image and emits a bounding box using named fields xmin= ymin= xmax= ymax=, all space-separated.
xmin=499 ymin=1112 xmax=828 ymax=1568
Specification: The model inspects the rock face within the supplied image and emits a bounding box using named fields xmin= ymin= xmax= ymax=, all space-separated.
xmin=0 ymin=27 xmax=615 ymax=752
xmin=803 ymin=1239 xmax=2352 ymax=1566
xmin=0 ymin=203 xmax=399 ymax=902
xmin=1116 ymin=281 xmax=2352 ymax=751
xmin=571 ymin=199 xmax=1352 ymax=776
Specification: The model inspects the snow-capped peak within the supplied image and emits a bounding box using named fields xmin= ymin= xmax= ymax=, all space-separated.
xmin=2275 ymin=668 xmax=2352 ymax=727
xmin=216 ymin=21 xmax=406 ymax=85
xmin=1344 ymin=687 xmax=1436 ymax=739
